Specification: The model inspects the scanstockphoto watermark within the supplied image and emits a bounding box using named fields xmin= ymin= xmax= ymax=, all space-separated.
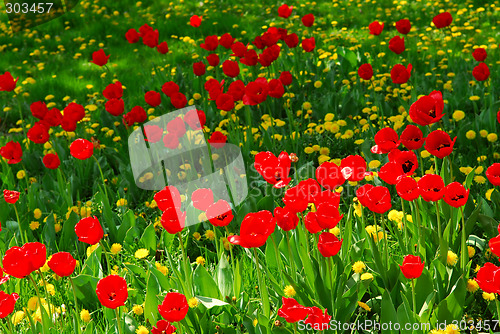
xmin=298 ymin=319 xmax=500 ymax=332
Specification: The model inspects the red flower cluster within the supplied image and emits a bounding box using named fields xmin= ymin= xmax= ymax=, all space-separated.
xmin=0 ymin=141 xmax=22 ymax=164
xmin=2 ymin=242 xmax=46 ymax=278
xmin=228 ymin=210 xmax=276 ymax=248
xmin=104 ymin=81 xmax=125 ymax=116
xmin=125 ymin=23 xmax=169 ymax=54
xmin=278 ymin=297 xmax=331 ymax=329
xmin=0 ymin=71 xmax=18 ymax=92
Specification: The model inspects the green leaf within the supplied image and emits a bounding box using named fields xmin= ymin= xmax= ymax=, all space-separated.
xmin=197 ymin=295 xmax=229 ymax=308
xmin=465 ymin=169 xmax=476 ymax=189
xmin=433 ymin=277 xmax=466 ymax=323
xmin=95 ymin=189 xmax=118 ymax=242
xmin=70 ymin=274 xmax=100 ymax=309
xmin=58 ymin=211 xmax=79 ymax=251
xmin=216 ymin=253 xmax=233 ymax=299
xmin=144 ymin=271 xmax=160 ymax=326
xmin=193 ymin=264 xmax=220 ymax=298
xmin=381 ymin=290 xmax=399 ymax=334
xmin=140 ymin=223 xmax=157 ymax=253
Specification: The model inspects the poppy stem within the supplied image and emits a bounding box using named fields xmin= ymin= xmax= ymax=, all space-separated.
xmin=27 ymin=274 xmax=50 ymax=330
xmin=99 ymin=240 xmax=112 ymax=274
xmin=380 ymin=214 xmax=389 ymax=269
xmin=177 ymin=232 xmax=193 ymax=298
xmin=69 ymin=277 xmax=82 ymax=334
xmin=213 ymin=226 xmax=220 ymax=261
xmin=411 ymin=278 xmax=417 ymax=316
xmin=496 ymin=298 xmax=500 ymax=322
xmin=38 ymin=271 xmax=55 ymax=328
xmin=400 ymin=198 xmax=410 ymax=254
xmin=5 ymin=315 xmax=14 ymax=334
xmin=285 ymin=231 xmax=297 ymax=281
xmin=92 ymin=155 xmax=108 ymax=200
xmin=114 ymin=307 xmax=124 ymax=334
xmin=414 ymin=200 xmax=424 ymax=261
xmin=435 ymin=200 xmax=443 ymax=262
xmin=269 ymin=235 xmax=284 ymax=284
xmin=253 ymin=247 xmax=270 ymax=318
xmin=13 ymin=204 xmax=26 ymax=244
xmin=293 ymin=322 xmax=298 ymax=334
xmin=225 ymin=226 xmax=235 ymax=269
xmin=460 ymin=207 xmax=468 ymax=273
xmin=447 ymin=155 xmax=453 ymax=182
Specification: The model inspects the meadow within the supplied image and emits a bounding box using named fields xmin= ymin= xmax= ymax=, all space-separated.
xmin=0 ymin=0 xmax=499 ymax=333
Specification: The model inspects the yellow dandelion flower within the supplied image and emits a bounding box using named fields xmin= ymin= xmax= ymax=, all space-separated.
xmin=465 ymin=130 xmax=476 ymax=140
xmin=352 ymin=261 xmax=366 ymax=274
xmin=132 ymin=247 xmax=149 ymax=259
xmin=447 ymin=250 xmax=458 ymax=266
xmin=133 ymin=305 xmax=144 ymax=316
xmin=468 ymin=246 xmax=475 ymax=258
xmin=358 ymin=301 xmax=371 ymax=312
xmin=466 ymin=279 xmax=479 ymax=293
xmin=11 ymin=310 xmax=25 ymax=325
xmin=30 ymin=221 xmax=40 ymax=230
xmin=487 ymin=133 xmax=498 ymax=143
xmin=136 ymin=326 xmax=149 ymax=334
xmin=205 ymin=230 xmax=215 ymax=241
xmin=116 ymin=198 xmax=128 ymax=207
xmin=188 ymin=297 xmax=199 ymax=308
xmin=196 ymin=256 xmax=206 ymax=265
xmin=284 ymin=285 xmax=296 ymax=297
xmin=486 ymin=188 xmax=495 ymax=201
xmin=483 ymin=292 xmax=496 ymax=301
xmin=452 ymin=110 xmax=465 ymax=122
xmin=193 ymin=232 xmax=201 ymax=241
xmin=33 ymin=208 xmax=42 ymax=219
xmin=111 ymin=243 xmax=122 ymax=255
xmin=360 ymin=273 xmax=374 ymax=281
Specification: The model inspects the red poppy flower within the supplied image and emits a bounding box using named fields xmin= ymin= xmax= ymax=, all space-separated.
xmin=96 ymin=275 xmax=128 ymax=309
xmin=142 ymin=29 xmax=159 ymax=48
xmin=207 ymin=131 xmax=227 ymax=148
xmin=304 ymin=212 xmax=322 ymax=234
xmin=395 ymin=19 xmax=411 ymax=34
xmin=433 ymin=12 xmax=452 ymax=29
xmin=283 ymin=186 xmax=309 ymax=213
xmin=371 ymin=127 xmax=400 ymax=154
xmin=254 ymin=151 xmax=291 ymax=188
xmin=278 ymin=298 xmax=308 ymax=323
xmin=192 ymin=61 xmax=206 ymax=76
xmin=243 ymin=78 xmax=269 ymax=105
xmin=0 ymin=141 xmax=22 ymax=164
xmin=170 ymin=92 xmax=187 ymax=109
xmin=284 ymin=33 xmax=299 ymax=48
xmin=123 ymin=106 xmax=147 ymax=126
xmin=358 ymin=63 xmax=373 ymax=80
xmin=91 ymin=49 xmax=110 ymax=66
xmin=409 ymin=90 xmax=444 ymax=126
xmin=43 ymin=153 xmax=61 ymax=169
xmin=143 ymin=125 xmax=163 ymax=144
xmin=277 ymin=4 xmax=293 ymax=18
xmin=297 ymin=178 xmax=322 ymax=204
xmin=268 ymin=79 xmax=284 ymax=99
xmin=391 ymin=63 xmax=412 ymax=84
xmin=75 ymin=216 xmax=104 ymax=245
xmin=443 ymin=182 xmax=469 ymax=208
xmin=216 ymin=93 xmax=235 ymax=111
xmin=314 ymin=189 xmax=340 ymax=208
xmin=279 ymin=71 xmax=293 ymax=85
xmin=105 ymin=98 xmax=125 ymax=116
xmin=0 ymin=291 xmax=18 ymax=319
xmin=315 ymin=201 xmax=343 ymax=229
xmin=103 ymin=81 xmax=123 ymax=99
xmin=301 ymin=14 xmax=315 ymax=27
xmin=165 ymin=117 xmax=185 ymax=139
xmin=486 ymin=163 xmax=500 ymax=186
xmin=0 ymin=71 xmax=18 ymax=92
xmin=48 ymin=252 xmax=76 ymax=277
xmin=206 ymin=200 xmax=233 ymax=227
xmin=378 ymin=162 xmax=401 ymax=185
xmin=163 ymin=133 xmax=179 ymax=149
xmin=206 ymin=53 xmax=220 ymax=66
xmin=200 ymin=35 xmax=218 ymax=51
xmin=157 ymin=41 xmax=169 ymax=54
xmin=356 ymin=184 xmax=374 ymax=208
xmin=301 ymin=37 xmax=315 ymax=52
xmin=389 ymin=36 xmax=405 ymax=54
xmin=472 ymin=63 xmax=490 ymax=81
xmin=190 ymin=15 xmax=202 ymax=27
xmin=231 ymin=42 xmax=247 ymax=57
xmin=340 ymin=155 xmax=371 ymax=182
xmin=70 ymin=138 xmax=94 ymax=160
xmin=27 ymin=122 xmax=50 ymax=144
xmin=240 ymin=49 xmax=259 ymax=66
xmin=317 ymin=232 xmax=343 ymax=257
xmin=2 ymin=246 xmax=35 ymax=278
xmin=125 ymin=29 xmax=140 ymax=43
xmin=43 ymin=108 xmax=63 ymax=127
xmin=400 ymin=124 xmax=425 ymax=150
xmin=424 ymin=130 xmax=456 ymax=159
xmin=475 ymin=262 xmax=500 ymax=294
xmin=154 ymin=186 xmax=181 ymax=211
xmin=472 ymin=48 xmax=487 ymax=62
xmin=205 ymin=78 xmax=223 ymax=100
xmin=274 ymin=206 xmax=299 ymax=231
xmin=396 ymin=177 xmax=420 ymax=201
xmin=184 ymin=109 xmax=206 ymax=130
xmin=365 ymin=186 xmax=392 ymax=214
xmin=222 ymin=60 xmax=240 ymax=78
xmin=64 ymin=102 xmax=85 ymax=123
xmin=227 ymin=80 xmax=245 ymax=101
xmin=30 ymin=101 xmax=48 ymax=119
xmin=305 ymin=307 xmax=331 ymax=328
xmin=145 ymin=91 xmax=162 ymax=107
xmin=490 ymin=235 xmax=500 ymax=258
xmin=228 ymin=211 xmax=276 ymax=248
xmin=191 ymin=188 xmax=214 ymax=211
xmin=161 ymin=81 xmax=180 ymax=97
xmin=158 ymin=292 xmax=189 ymax=322
xmin=417 ymin=174 xmax=444 ymax=202
xmin=160 ymin=207 xmax=186 ymax=234
xmin=139 ymin=23 xmax=153 ymax=36
xmin=219 ymin=33 xmax=234 ymax=49
xmin=316 ymin=161 xmax=346 ymax=190
xmin=368 ymin=21 xmax=384 ymax=35
xmin=389 ymin=149 xmax=419 ymax=177
xmin=3 ymin=190 xmax=20 ymax=204
xmin=152 ymin=320 xmax=177 ymax=334
xmin=400 ymin=254 xmax=424 ymax=279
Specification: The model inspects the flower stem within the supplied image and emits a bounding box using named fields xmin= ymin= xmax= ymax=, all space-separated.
xmin=13 ymin=204 xmax=26 ymax=244
xmin=414 ymin=200 xmax=424 ymax=261
xmin=213 ymin=226 xmax=219 ymax=260
xmin=380 ymin=214 xmax=389 ymax=269
xmin=496 ymin=298 xmax=500 ymax=322
xmin=114 ymin=307 xmax=123 ymax=334
xmin=7 ymin=315 xmax=14 ymax=334
xmin=435 ymin=200 xmax=444 ymax=262
xmin=69 ymin=277 xmax=82 ymax=334
xmin=178 ymin=232 xmax=193 ymax=298
xmin=38 ymin=271 xmax=55 ymax=329
xmin=92 ymin=155 xmax=108 ymax=200
xmin=411 ymin=278 xmax=417 ymax=316
xmin=460 ymin=207 xmax=468 ymax=273
xmin=400 ymin=198 xmax=410 ymax=254
xmin=28 ymin=274 xmax=50 ymax=330
xmin=253 ymin=247 xmax=270 ymax=318
xmin=286 ymin=231 xmax=297 ymax=282
xmin=99 ymin=241 xmax=112 ymax=274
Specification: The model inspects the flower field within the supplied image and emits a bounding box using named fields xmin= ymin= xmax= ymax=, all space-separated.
xmin=0 ymin=0 xmax=499 ymax=332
